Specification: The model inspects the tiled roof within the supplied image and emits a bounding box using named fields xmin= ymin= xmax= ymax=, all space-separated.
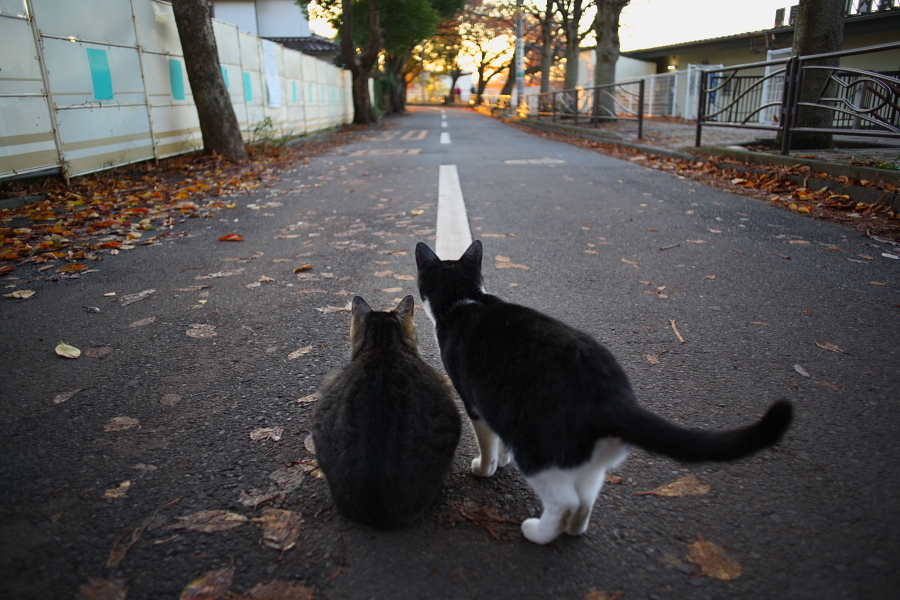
xmin=265 ymin=34 xmax=339 ymax=56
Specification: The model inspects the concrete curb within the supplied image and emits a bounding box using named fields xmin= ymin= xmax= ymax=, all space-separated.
xmin=514 ymin=118 xmax=900 ymax=212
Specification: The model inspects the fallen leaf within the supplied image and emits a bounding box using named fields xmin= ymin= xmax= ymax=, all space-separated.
xmin=219 ymin=234 xmax=244 ymax=242
xmin=168 ymin=511 xmax=248 ymax=533
xmin=104 ymin=417 xmax=140 ymax=432
xmin=789 ymin=240 xmax=811 ymax=245
xmin=374 ymin=270 xmax=394 ymax=277
xmin=870 ymin=281 xmax=886 ymax=286
xmin=53 ymin=388 xmax=85 ymax=404
xmin=252 ymin=508 xmax=302 ymax=554
xmin=186 ymin=324 xmax=217 ymax=338
xmin=707 ymin=228 xmax=722 ymax=234
xmin=393 ymin=273 xmax=416 ymax=280
xmin=636 ymin=474 xmax=710 ymax=497
xmin=814 ymin=340 xmax=845 ymax=354
xmin=794 ymin=364 xmax=811 ymax=378
xmin=410 ymin=209 xmax=424 ymax=216
xmin=288 ymin=346 xmax=313 ymax=359
xmin=446 ymin=499 xmax=521 ymax=540
xmin=495 ymin=255 xmax=511 ymax=262
xmin=238 ymin=489 xmax=282 ymax=509
xmin=104 ymin=481 xmax=132 ymax=499
xmin=378 ymin=287 xmax=403 ymax=293
xmin=669 ymin=319 xmax=686 ymax=344
xmin=705 ymin=275 xmax=716 ymax=280
xmin=128 ymin=316 xmax=156 ymax=328
xmin=3 ymin=289 xmax=35 ymax=299
xmin=77 ymin=577 xmax=128 ymax=600
xmin=686 ymin=239 xmax=707 ymax=244
xmin=60 ymin=263 xmax=87 ymax=273
xmin=604 ymin=473 xmax=624 ymax=484
xmin=685 ymin=534 xmax=743 ymax=580
xmin=818 ymin=381 xmax=842 ymax=390
xmin=118 ymin=289 xmax=156 ymax=306
xmin=178 ymin=567 xmax=234 ymax=600
xmin=259 ymin=275 xmax=275 ymax=283
xmin=175 ymin=285 xmax=211 ymax=292
xmin=640 ymin=350 xmax=668 ymax=365
xmin=495 ymin=262 xmax=530 ymax=270
xmin=297 ymin=458 xmax=326 ymax=479
xmin=161 ymin=393 xmax=182 ymax=407
xmin=250 ymin=427 xmax=284 ymax=442
xmin=269 ymin=464 xmax=306 ymax=491
xmin=242 ymin=581 xmax=315 ymax=600
xmin=297 ymin=393 xmax=318 ymax=403
xmin=56 ymin=341 xmax=81 ymax=359
xmin=304 ymin=434 xmax=316 ymax=455
xmin=620 ymin=258 xmax=640 ymax=268
xmin=749 ymin=321 xmax=769 ymax=326
xmin=84 ymin=346 xmax=115 ymax=358
xmin=293 ymin=264 xmax=313 ymax=273
xmin=315 ymin=301 xmax=352 ymax=314
xmin=585 ymin=590 xmax=625 ymax=600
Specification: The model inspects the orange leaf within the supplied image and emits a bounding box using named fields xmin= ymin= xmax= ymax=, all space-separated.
xmin=685 ymin=534 xmax=743 ymax=580
xmin=60 ymin=263 xmax=87 ymax=273
xmin=219 ymin=234 xmax=244 ymax=242
xmin=0 ymin=265 xmax=14 ymax=274
xmin=98 ymin=240 xmax=122 ymax=249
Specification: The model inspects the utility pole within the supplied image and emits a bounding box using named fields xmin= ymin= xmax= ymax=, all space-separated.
xmin=515 ymin=0 xmax=524 ymax=108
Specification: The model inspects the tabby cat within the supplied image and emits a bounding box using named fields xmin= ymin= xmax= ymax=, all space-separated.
xmin=415 ymin=240 xmax=792 ymax=544
xmin=312 ymin=295 xmax=462 ymax=529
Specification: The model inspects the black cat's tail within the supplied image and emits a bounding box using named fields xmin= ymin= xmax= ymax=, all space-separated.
xmin=614 ymin=400 xmax=793 ymax=462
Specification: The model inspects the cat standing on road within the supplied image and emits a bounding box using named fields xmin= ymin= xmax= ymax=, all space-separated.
xmin=312 ymin=295 xmax=462 ymax=530
xmin=415 ymin=240 xmax=792 ymax=544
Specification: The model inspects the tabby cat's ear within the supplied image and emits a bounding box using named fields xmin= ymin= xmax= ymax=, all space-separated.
xmin=415 ymin=242 xmax=440 ymax=268
xmin=352 ymin=296 xmax=372 ymax=316
xmin=460 ymin=240 xmax=483 ymax=268
xmin=395 ymin=295 xmax=415 ymax=319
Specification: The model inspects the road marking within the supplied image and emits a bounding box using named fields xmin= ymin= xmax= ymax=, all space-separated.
xmin=504 ymin=157 xmax=565 ymax=165
xmin=440 ymin=132 xmax=450 ymax=144
xmin=436 ymin=165 xmax=472 ymax=260
xmin=441 ymin=121 xmax=448 ymax=128
xmin=347 ymin=148 xmax=421 ymax=156
xmin=370 ymin=131 xmax=400 ymax=141
xmin=401 ymin=130 xmax=427 ymax=140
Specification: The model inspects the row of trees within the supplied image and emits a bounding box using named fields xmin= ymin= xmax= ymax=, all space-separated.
xmin=170 ymin=0 xmax=846 ymax=159
xmin=310 ymin=0 xmax=632 ymax=123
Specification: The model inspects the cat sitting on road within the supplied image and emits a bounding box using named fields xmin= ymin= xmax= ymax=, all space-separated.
xmin=415 ymin=240 xmax=793 ymax=545
xmin=312 ymin=295 xmax=462 ymax=530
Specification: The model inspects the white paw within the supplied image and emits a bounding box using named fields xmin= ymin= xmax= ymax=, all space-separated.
xmin=471 ymin=456 xmax=496 ymax=477
xmin=521 ymin=518 xmax=559 ymax=545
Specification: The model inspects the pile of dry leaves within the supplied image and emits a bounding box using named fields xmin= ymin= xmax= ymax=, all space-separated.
xmin=0 ymin=132 xmax=357 ymax=278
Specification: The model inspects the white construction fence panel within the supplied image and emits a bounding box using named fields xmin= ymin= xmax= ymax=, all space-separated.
xmin=0 ymin=0 xmax=353 ymax=181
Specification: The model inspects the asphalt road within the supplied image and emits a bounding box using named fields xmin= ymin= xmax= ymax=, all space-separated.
xmin=1 ymin=106 xmax=898 ymax=600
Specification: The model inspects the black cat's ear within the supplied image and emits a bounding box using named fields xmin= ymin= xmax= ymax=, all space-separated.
xmin=351 ymin=296 xmax=372 ymax=316
xmin=460 ymin=240 xmax=482 ymax=268
xmin=415 ymin=242 xmax=439 ymax=269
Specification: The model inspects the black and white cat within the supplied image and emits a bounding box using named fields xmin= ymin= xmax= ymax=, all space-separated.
xmin=312 ymin=295 xmax=462 ymax=529
xmin=415 ymin=240 xmax=793 ymax=544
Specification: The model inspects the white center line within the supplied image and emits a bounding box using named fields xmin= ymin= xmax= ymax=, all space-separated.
xmin=440 ymin=132 xmax=450 ymax=144
xmin=435 ymin=165 xmax=472 ymax=260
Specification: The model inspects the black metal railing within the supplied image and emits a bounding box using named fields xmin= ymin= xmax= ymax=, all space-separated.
xmin=696 ymin=40 xmax=900 ymax=154
xmin=522 ymin=79 xmax=645 ymax=139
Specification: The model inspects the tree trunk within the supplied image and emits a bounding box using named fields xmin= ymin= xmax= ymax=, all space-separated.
xmin=171 ymin=0 xmax=248 ymax=162
xmin=593 ymin=0 xmax=628 ymax=120
xmin=540 ymin=0 xmax=554 ymax=94
xmin=786 ymin=0 xmax=845 ymax=149
xmin=341 ymin=0 xmax=383 ymax=124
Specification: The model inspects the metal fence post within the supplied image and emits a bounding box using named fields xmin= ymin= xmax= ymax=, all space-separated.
xmin=637 ymin=80 xmax=645 ymax=140
xmin=695 ymin=70 xmax=707 ymax=147
xmin=780 ymin=56 xmax=798 ymax=155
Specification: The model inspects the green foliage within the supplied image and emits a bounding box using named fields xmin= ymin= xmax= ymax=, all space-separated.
xmin=248 ymin=116 xmax=288 ymax=148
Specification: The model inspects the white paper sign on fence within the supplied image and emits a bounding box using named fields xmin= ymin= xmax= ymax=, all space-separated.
xmin=263 ymin=39 xmax=282 ymax=108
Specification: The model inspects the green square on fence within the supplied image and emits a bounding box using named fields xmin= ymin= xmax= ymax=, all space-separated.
xmin=169 ymin=59 xmax=185 ymax=100
xmin=86 ymin=48 xmax=114 ymax=101
xmin=292 ymin=81 xmax=297 ymax=104
xmin=244 ymin=72 xmax=253 ymax=102
xmin=221 ymin=66 xmax=230 ymax=88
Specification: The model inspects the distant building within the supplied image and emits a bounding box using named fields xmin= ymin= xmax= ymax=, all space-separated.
xmin=211 ymin=0 xmax=339 ymax=61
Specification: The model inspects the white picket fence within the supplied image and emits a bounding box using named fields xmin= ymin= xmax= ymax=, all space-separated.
xmin=0 ymin=0 xmax=353 ymax=181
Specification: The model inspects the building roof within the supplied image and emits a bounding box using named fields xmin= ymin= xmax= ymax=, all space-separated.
xmin=619 ymin=6 xmax=900 ymax=61
xmin=264 ymin=34 xmax=339 ymax=57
